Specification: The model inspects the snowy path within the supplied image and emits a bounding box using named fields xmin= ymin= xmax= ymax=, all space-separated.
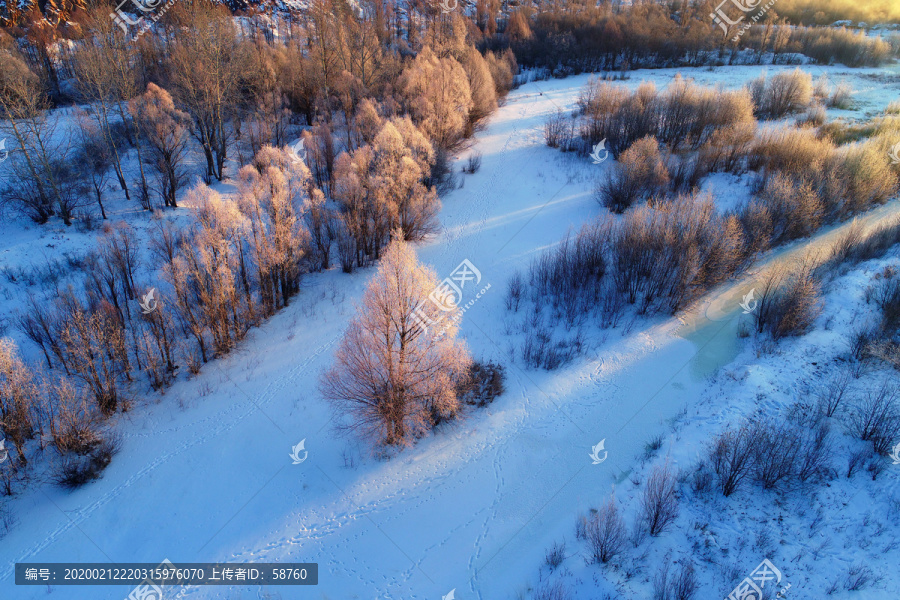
xmin=2 ymin=67 xmax=899 ymax=600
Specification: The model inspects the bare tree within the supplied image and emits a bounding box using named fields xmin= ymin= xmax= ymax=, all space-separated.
xmin=168 ymin=5 xmax=245 ymax=182
xmin=70 ymin=9 xmax=151 ymax=207
xmin=73 ymin=112 xmax=113 ymax=220
xmin=321 ymin=235 xmax=471 ymax=447
xmin=0 ymin=48 xmax=65 ymax=222
xmin=171 ymin=185 xmax=249 ymax=358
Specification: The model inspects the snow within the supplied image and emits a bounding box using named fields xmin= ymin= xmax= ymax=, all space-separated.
xmin=1 ymin=64 xmax=900 ymax=600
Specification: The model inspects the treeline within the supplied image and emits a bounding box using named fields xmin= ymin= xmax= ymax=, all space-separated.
xmin=502 ymin=2 xmax=897 ymax=74
xmin=0 ymin=0 xmax=515 ymax=223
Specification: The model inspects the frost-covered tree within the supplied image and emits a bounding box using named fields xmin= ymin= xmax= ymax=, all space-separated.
xmin=0 ymin=339 xmax=39 ymax=465
xmin=333 ymin=117 xmax=440 ymax=267
xmin=398 ymin=46 xmax=473 ymax=149
xmin=129 ymin=84 xmax=191 ymax=208
xmin=237 ymin=147 xmax=311 ymax=314
xmin=321 ymin=236 xmax=470 ymax=447
xmin=461 ymin=47 xmax=498 ymax=123
xmin=370 ymin=118 xmax=440 ymax=241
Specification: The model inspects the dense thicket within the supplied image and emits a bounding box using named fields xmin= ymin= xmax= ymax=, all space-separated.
xmin=0 ymin=0 xmax=515 ymax=486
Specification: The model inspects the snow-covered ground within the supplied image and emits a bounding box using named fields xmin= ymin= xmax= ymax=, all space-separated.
xmin=1 ymin=64 xmax=900 ymax=600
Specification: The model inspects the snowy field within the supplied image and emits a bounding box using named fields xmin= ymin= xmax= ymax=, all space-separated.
xmin=1 ymin=63 xmax=900 ymax=600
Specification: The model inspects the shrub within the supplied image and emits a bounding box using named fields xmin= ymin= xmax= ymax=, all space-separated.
xmin=643 ymin=434 xmax=664 ymax=460
xmin=545 ymin=110 xmax=574 ymax=149
xmin=753 ymin=418 xmax=803 ymax=491
xmin=846 ymin=384 xmax=900 ymax=454
xmin=666 ymin=154 xmax=708 ymax=194
xmin=0 ymin=339 xmax=39 ymax=465
xmin=828 ymin=141 xmax=899 ymax=217
xmin=612 ymin=194 xmax=744 ymax=313
xmin=700 ymin=121 xmax=757 ymax=174
xmin=462 ymin=151 xmax=482 ymax=174
xmin=814 ymin=369 xmax=852 ymax=417
xmin=749 ymin=127 xmax=833 ymax=178
xmin=869 ymin=272 xmax=900 ymax=335
xmin=522 ymin=327 xmax=584 ymax=370
xmin=54 ymin=436 xmax=120 ymax=489
xmin=639 ymin=462 xmax=679 ymax=536
xmin=847 ymin=448 xmax=871 ymax=478
xmin=755 ymin=173 xmax=823 ymax=245
xmin=529 ymin=221 xmax=608 ymax=323
xmin=584 ymin=495 xmax=628 ymax=563
xmin=793 ymin=27 xmax=893 ymax=68
xmin=47 ymin=379 xmax=102 ymax=455
xmin=796 ymin=104 xmax=826 ymax=127
xmin=457 ymin=361 xmax=505 ymax=407
xmin=828 ymin=218 xmax=900 ymax=266
xmin=544 ymin=541 xmax=566 ymax=571
xmin=710 ymin=422 xmax=761 ymax=496
xmin=845 ymin=564 xmax=880 ymax=591
xmin=579 ymin=77 xmax=754 ymax=158
xmin=753 ymin=263 xmax=822 ymax=340
xmin=748 ymin=69 xmax=813 ymax=119
xmin=505 ymin=270 xmax=525 ymax=312
xmin=597 ymin=136 xmax=669 ymax=213
xmin=796 ymin=422 xmax=833 ymax=483
xmin=653 ymin=561 xmax=698 ymax=600
xmin=533 ymin=580 xmax=571 ymax=600
xmin=828 ymin=83 xmax=853 ymax=109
